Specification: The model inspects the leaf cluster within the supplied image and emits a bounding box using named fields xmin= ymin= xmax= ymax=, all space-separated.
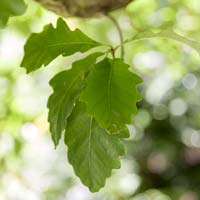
xmin=19 ymin=16 xmax=200 ymax=192
xmin=20 ymin=18 xmax=142 ymax=192
xmin=0 ymin=0 xmax=26 ymax=27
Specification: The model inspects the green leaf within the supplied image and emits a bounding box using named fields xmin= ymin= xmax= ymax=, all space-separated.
xmin=81 ymin=58 xmax=142 ymax=128
xmin=21 ymin=18 xmax=101 ymax=73
xmin=65 ymin=102 xmax=125 ymax=192
xmin=0 ymin=0 xmax=26 ymax=27
xmin=109 ymin=126 xmax=130 ymax=139
xmin=126 ymin=28 xmax=200 ymax=55
xmin=48 ymin=53 xmax=103 ymax=147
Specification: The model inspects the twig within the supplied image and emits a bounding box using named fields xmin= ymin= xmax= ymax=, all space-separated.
xmin=106 ymin=14 xmax=125 ymax=59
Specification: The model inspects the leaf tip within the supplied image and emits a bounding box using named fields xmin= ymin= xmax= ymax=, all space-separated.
xmin=51 ymin=132 xmax=60 ymax=148
xmin=56 ymin=17 xmax=64 ymax=25
xmin=88 ymin=187 xmax=101 ymax=193
xmin=53 ymin=139 xmax=59 ymax=149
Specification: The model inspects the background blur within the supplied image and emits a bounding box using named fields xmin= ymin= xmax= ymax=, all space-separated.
xmin=1 ymin=0 xmax=200 ymax=199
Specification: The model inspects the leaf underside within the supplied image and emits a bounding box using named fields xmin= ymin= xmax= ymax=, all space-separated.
xmin=65 ymin=102 xmax=125 ymax=192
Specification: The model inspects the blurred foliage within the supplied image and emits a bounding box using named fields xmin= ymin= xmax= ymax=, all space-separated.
xmin=0 ymin=0 xmax=26 ymax=27
xmin=1 ymin=0 xmax=200 ymax=199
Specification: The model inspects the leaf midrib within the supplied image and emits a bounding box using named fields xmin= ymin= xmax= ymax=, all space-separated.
xmin=88 ymin=117 xmax=93 ymax=187
xmin=47 ymin=42 xmax=98 ymax=47
xmin=107 ymin=64 xmax=113 ymax=123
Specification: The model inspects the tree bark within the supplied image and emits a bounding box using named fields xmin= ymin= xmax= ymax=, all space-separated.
xmin=34 ymin=0 xmax=132 ymax=17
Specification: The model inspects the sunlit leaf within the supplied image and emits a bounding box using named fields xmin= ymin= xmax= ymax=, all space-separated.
xmin=81 ymin=58 xmax=142 ymax=128
xmin=21 ymin=18 xmax=101 ymax=73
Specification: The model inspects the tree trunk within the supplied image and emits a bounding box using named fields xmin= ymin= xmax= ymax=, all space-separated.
xmin=34 ymin=0 xmax=132 ymax=17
